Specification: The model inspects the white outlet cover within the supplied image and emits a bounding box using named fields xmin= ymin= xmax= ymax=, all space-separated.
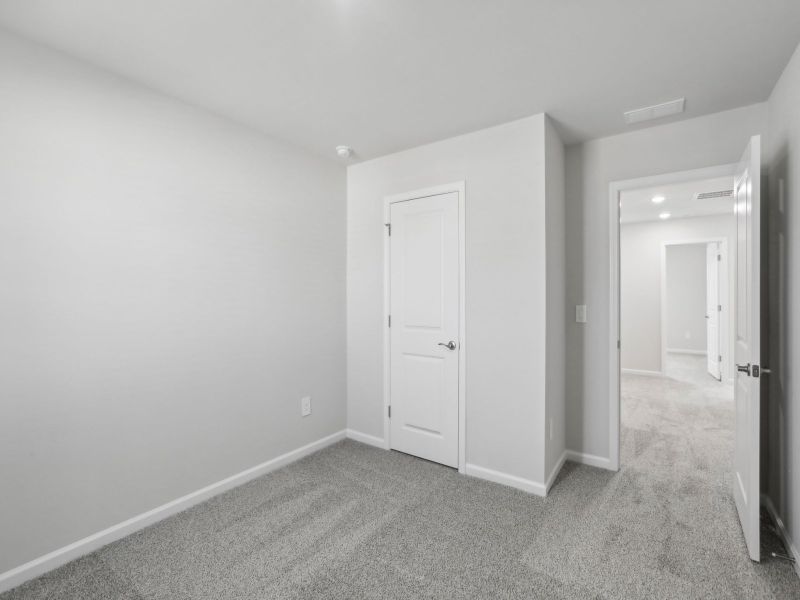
xmin=301 ymin=396 xmax=311 ymax=417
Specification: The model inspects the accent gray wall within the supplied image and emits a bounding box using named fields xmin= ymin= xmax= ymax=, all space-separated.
xmin=0 ymin=31 xmax=346 ymax=573
xmin=564 ymin=103 xmax=768 ymax=458
xmin=764 ymin=41 xmax=800 ymax=566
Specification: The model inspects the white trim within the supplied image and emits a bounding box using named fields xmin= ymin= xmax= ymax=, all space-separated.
xmin=0 ymin=429 xmax=346 ymax=594
xmin=565 ymin=449 xmax=614 ymax=471
xmin=464 ymin=463 xmax=546 ymax=497
xmin=544 ymin=451 xmax=567 ymax=494
xmin=345 ymin=429 xmax=385 ymax=448
xmin=383 ymin=182 xmax=467 ymax=473
xmin=762 ymin=494 xmax=800 ymax=579
xmin=609 ymin=163 xmax=737 ymax=473
xmin=666 ymin=348 xmax=707 ymax=356
xmin=621 ymin=368 xmax=664 ymax=377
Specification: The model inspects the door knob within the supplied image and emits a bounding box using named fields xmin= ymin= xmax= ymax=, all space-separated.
xmin=736 ymin=363 xmax=751 ymax=375
xmin=438 ymin=341 xmax=457 ymax=350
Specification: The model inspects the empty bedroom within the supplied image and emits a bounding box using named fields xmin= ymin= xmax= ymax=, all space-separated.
xmin=1 ymin=2 xmax=800 ymax=599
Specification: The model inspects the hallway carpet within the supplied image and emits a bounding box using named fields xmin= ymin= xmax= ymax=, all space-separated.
xmin=4 ymin=359 xmax=799 ymax=598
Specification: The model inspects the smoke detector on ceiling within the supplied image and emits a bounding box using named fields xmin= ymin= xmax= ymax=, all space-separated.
xmin=335 ymin=145 xmax=354 ymax=159
xmin=624 ymin=98 xmax=685 ymax=125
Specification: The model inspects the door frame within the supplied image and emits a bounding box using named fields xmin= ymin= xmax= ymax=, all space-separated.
xmin=659 ymin=238 xmax=729 ymax=379
xmin=608 ymin=163 xmax=736 ymax=471
xmin=383 ymin=181 xmax=466 ymax=473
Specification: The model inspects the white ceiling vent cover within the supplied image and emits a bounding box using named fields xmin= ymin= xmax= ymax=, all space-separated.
xmin=695 ymin=189 xmax=733 ymax=200
xmin=624 ymin=98 xmax=685 ymax=124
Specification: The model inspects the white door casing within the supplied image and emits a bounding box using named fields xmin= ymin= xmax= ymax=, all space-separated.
xmin=733 ymin=135 xmax=761 ymax=562
xmin=706 ymin=242 xmax=722 ymax=380
xmin=387 ymin=188 xmax=462 ymax=468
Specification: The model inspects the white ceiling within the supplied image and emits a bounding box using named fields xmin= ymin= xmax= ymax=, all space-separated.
xmin=1 ymin=1 xmax=799 ymax=161
xmin=620 ymin=176 xmax=735 ymax=224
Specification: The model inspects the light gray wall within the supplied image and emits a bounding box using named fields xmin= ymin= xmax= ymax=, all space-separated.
xmin=764 ymin=41 xmax=800 ymax=564
xmin=347 ymin=115 xmax=550 ymax=484
xmin=619 ymin=215 xmax=735 ymax=374
xmin=544 ymin=117 xmax=566 ymax=477
xmin=565 ymin=103 xmax=767 ymax=457
xmin=665 ymin=243 xmax=708 ymax=353
xmin=0 ymin=31 xmax=346 ymax=573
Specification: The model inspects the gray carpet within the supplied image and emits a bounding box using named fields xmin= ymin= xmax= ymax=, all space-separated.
xmin=4 ymin=356 xmax=799 ymax=599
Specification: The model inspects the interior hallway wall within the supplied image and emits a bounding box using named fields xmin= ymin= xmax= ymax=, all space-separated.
xmin=565 ymin=103 xmax=767 ymax=461
xmin=0 ymin=31 xmax=346 ymax=574
xmin=619 ymin=215 xmax=734 ymax=375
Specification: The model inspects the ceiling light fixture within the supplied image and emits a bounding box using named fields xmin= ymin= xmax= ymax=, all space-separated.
xmin=335 ymin=145 xmax=354 ymax=159
xmin=651 ymin=195 xmax=665 ymax=204
xmin=659 ymin=212 xmax=671 ymax=220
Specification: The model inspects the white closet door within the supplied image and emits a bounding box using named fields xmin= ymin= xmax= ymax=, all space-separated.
xmin=389 ymin=192 xmax=459 ymax=468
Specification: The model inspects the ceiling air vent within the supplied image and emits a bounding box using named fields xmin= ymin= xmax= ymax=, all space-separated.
xmin=624 ymin=98 xmax=685 ymax=124
xmin=695 ymin=190 xmax=733 ymax=200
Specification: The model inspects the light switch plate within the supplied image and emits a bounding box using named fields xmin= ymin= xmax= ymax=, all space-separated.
xmin=576 ymin=305 xmax=587 ymax=323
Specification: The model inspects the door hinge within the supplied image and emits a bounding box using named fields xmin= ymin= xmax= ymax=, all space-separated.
xmin=388 ymin=405 xmax=391 ymax=418
xmin=718 ymin=304 xmax=722 ymax=312
xmin=617 ymin=340 xmax=621 ymax=349
xmin=718 ymin=254 xmax=722 ymax=261
xmin=388 ymin=315 xmax=391 ymax=328
xmin=718 ymin=355 xmax=722 ymax=362
xmin=385 ymin=222 xmax=391 ymax=236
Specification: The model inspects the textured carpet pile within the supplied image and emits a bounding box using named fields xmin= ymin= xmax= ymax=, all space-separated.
xmin=4 ymin=355 xmax=799 ymax=599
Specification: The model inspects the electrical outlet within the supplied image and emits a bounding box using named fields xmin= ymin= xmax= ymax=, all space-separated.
xmin=301 ymin=396 xmax=311 ymax=417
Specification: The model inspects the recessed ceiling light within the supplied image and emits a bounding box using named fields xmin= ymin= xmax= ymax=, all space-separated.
xmin=335 ymin=145 xmax=354 ymax=159
xmin=651 ymin=195 xmax=666 ymax=204
xmin=659 ymin=212 xmax=671 ymax=220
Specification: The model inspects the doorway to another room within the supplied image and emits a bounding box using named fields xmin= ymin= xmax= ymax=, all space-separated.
xmin=618 ymin=170 xmax=737 ymax=456
xmin=609 ymin=137 xmax=764 ymax=562
xmin=661 ymin=239 xmax=731 ymax=384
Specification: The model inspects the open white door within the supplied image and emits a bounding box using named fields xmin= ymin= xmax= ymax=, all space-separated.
xmin=733 ymin=135 xmax=761 ymax=562
xmin=706 ymin=242 xmax=722 ymax=380
xmin=389 ymin=191 xmax=460 ymax=468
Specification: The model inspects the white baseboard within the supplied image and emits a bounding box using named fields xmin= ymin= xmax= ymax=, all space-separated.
xmin=565 ymin=449 xmax=613 ymax=471
xmin=345 ymin=429 xmax=386 ymax=449
xmin=544 ymin=450 xmax=567 ymax=494
xmin=666 ymin=348 xmax=707 ymax=356
xmin=762 ymin=493 xmax=800 ymax=579
xmin=465 ymin=463 xmax=546 ymax=497
xmin=621 ymin=368 xmax=663 ymax=377
xmin=0 ymin=429 xmax=347 ymax=594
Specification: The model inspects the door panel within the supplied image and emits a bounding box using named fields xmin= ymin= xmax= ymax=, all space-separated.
xmin=706 ymin=242 xmax=721 ymax=380
xmin=389 ymin=192 xmax=459 ymax=468
xmin=733 ymin=135 xmax=761 ymax=562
